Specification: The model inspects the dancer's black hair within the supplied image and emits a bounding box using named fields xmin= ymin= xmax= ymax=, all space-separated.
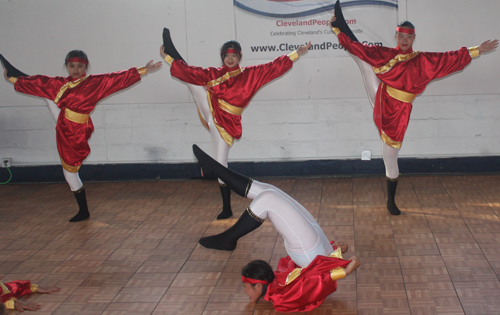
xmin=241 ymin=260 xmax=275 ymax=298
xmin=398 ymin=21 xmax=415 ymax=30
xmin=220 ymin=40 xmax=242 ymax=63
xmin=64 ymin=50 xmax=89 ymax=66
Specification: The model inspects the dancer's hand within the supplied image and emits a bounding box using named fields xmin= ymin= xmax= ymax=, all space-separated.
xmin=160 ymin=45 xmax=168 ymax=59
xmin=297 ymin=41 xmax=312 ymax=55
xmin=344 ymin=256 xmax=361 ymax=275
xmin=479 ymin=39 xmax=499 ymax=53
xmin=338 ymin=241 xmax=348 ymax=254
xmin=3 ymin=69 xmax=11 ymax=82
xmin=37 ymin=285 xmax=60 ymax=294
xmin=15 ymin=300 xmax=42 ymax=311
xmin=330 ymin=15 xmax=338 ymax=27
xmin=145 ymin=60 xmax=162 ymax=72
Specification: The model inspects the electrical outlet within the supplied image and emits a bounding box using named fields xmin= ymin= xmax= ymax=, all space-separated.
xmin=2 ymin=158 xmax=11 ymax=168
xmin=361 ymin=150 xmax=371 ymax=161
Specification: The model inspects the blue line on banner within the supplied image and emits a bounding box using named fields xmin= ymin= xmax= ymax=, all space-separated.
xmin=234 ymin=0 xmax=398 ymax=19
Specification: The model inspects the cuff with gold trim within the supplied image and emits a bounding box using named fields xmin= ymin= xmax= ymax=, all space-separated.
xmin=164 ymin=55 xmax=174 ymax=65
xmin=5 ymin=298 xmax=16 ymax=310
xmin=330 ymin=267 xmax=347 ymax=281
xmin=332 ymin=27 xmax=341 ymax=35
xmin=288 ymin=51 xmax=299 ymax=62
xmin=30 ymin=283 xmax=38 ymax=293
xmin=8 ymin=76 xmax=17 ymax=84
xmin=468 ymin=46 xmax=480 ymax=58
xmin=137 ymin=67 xmax=147 ymax=76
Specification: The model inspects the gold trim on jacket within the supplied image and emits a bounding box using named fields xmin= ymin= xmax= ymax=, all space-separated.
xmin=54 ymin=75 xmax=89 ymax=104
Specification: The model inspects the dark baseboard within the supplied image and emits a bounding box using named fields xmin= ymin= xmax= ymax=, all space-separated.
xmin=1 ymin=156 xmax=499 ymax=184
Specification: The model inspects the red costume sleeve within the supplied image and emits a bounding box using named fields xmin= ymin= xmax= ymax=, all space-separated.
xmin=170 ymin=54 xmax=293 ymax=88
xmin=170 ymin=60 xmax=212 ymax=86
xmin=86 ymin=68 xmax=142 ymax=102
xmin=338 ymin=32 xmax=395 ymax=67
xmin=242 ymin=54 xmax=294 ymax=92
xmin=14 ymin=75 xmax=67 ymax=101
xmin=410 ymin=49 xmax=472 ymax=82
xmin=338 ymin=31 xmax=473 ymax=91
xmin=13 ymin=68 xmax=141 ymax=108
xmin=265 ymin=248 xmax=351 ymax=313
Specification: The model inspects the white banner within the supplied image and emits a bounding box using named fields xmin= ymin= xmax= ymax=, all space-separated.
xmin=234 ymin=0 xmax=399 ymax=59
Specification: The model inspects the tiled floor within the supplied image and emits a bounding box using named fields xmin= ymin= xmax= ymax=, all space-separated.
xmin=1 ymin=174 xmax=500 ymax=314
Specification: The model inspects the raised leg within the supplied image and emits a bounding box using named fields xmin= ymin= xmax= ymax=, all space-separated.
xmin=193 ymin=144 xmax=252 ymax=198
xmin=162 ymin=28 xmax=185 ymax=62
xmin=44 ymin=99 xmax=60 ymax=122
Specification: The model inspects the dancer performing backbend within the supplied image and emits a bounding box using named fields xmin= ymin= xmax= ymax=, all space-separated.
xmin=330 ymin=0 xmax=498 ymax=215
xmin=160 ymin=28 xmax=311 ymax=220
xmin=2 ymin=52 xmax=161 ymax=222
xmin=192 ymin=144 xmax=360 ymax=312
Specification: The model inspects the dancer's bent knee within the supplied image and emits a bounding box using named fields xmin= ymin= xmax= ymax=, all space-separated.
xmin=63 ymin=168 xmax=83 ymax=191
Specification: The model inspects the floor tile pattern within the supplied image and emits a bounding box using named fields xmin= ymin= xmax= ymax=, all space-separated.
xmin=1 ymin=174 xmax=500 ymax=314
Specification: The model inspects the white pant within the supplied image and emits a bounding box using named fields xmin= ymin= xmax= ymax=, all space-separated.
xmin=382 ymin=142 xmax=400 ymax=179
xmin=187 ymin=84 xmax=230 ymax=184
xmin=247 ymin=180 xmax=332 ymax=268
xmin=348 ymin=56 xmax=400 ymax=179
xmin=45 ymin=99 xmax=83 ymax=191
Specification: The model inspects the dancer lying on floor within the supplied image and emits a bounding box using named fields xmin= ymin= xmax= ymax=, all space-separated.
xmin=1 ymin=275 xmax=59 ymax=312
xmin=192 ymin=144 xmax=360 ymax=312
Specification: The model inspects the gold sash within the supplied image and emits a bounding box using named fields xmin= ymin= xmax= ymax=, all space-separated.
xmin=218 ymin=99 xmax=243 ymax=116
xmin=65 ymin=108 xmax=89 ymax=124
xmin=386 ymin=85 xmax=416 ymax=103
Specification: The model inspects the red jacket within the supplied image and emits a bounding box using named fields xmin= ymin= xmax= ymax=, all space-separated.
xmin=265 ymin=243 xmax=351 ymax=313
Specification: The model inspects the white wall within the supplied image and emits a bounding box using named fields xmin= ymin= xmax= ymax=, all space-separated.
xmin=0 ymin=0 xmax=499 ymax=167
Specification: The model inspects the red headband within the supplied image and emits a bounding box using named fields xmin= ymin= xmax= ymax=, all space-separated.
xmin=67 ymin=57 xmax=88 ymax=65
xmin=396 ymin=27 xmax=415 ymax=34
xmin=241 ymin=276 xmax=269 ymax=285
xmin=225 ymin=48 xmax=241 ymax=54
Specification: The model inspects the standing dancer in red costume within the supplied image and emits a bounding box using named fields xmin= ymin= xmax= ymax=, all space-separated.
xmin=192 ymin=144 xmax=360 ymax=312
xmin=2 ymin=52 xmax=161 ymax=222
xmin=160 ymin=29 xmax=311 ymax=219
xmin=330 ymin=0 xmax=498 ymax=215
